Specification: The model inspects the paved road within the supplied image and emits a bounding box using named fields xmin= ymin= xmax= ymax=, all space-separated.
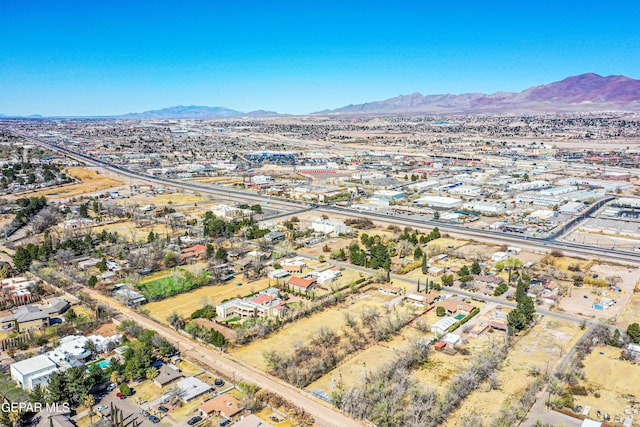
xmin=84 ymin=288 xmax=361 ymax=427
xmin=7 ymin=126 xmax=639 ymax=264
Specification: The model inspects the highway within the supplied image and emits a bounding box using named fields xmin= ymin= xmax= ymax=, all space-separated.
xmin=7 ymin=126 xmax=639 ymax=265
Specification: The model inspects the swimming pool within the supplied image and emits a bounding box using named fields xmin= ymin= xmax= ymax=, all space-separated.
xmin=97 ymin=360 xmax=110 ymax=369
xmin=454 ymin=314 xmax=466 ymax=321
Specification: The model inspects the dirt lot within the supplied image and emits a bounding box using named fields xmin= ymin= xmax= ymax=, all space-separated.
xmin=230 ymin=291 xmax=415 ymax=370
xmin=575 ymin=345 xmax=640 ymax=421
xmin=28 ymin=167 xmax=123 ymax=199
xmin=123 ymin=192 xmax=211 ymax=206
xmin=557 ymin=263 xmax=639 ymax=322
xmin=91 ymin=220 xmax=178 ymax=242
xmin=446 ymin=317 xmax=585 ymax=426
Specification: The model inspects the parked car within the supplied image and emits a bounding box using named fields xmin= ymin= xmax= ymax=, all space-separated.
xmin=116 ymin=392 xmax=125 ymax=399
xmin=141 ymin=410 xmax=150 ymax=417
xmin=148 ymin=415 xmax=160 ymax=423
xmin=214 ymin=378 xmax=225 ymax=387
xmin=96 ymin=405 xmax=108 ymax=412
xmin=158 ymin=406 xmax=168 ymax=413
xmin=107 ymin=383 xmax=116 ymax=391
xmin=187 ymin=416 xmax=202 ymax=425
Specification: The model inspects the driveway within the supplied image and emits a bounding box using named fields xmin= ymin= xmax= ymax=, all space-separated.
xmin=96 ymin=388 xmax=168 ymax=427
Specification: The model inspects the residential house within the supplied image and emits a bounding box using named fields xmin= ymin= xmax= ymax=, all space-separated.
xmin=378 ymin=285 xmax=403 ymax=296
xmin=437 ymin=299 xmax=475 ymax=316
xmin=154 ymin=364 xmax=183 ymax=387
xmin=0 ymin=298 xmax=70 ymax=332
xmin=288 ymin=276 xmax=317 ymax=293
xmin=198 ymin=394 xmax=244 ymax=419
xmin=114 ymin=288 xmax=146 ymax=305
xmin=10 ymin=355 xmax=58 ymax=390
xmin=180 ymin=244 xmax=208 ymax=262
xmin=216 ymin=288 xmax=286 ymax=320
xmin=233 ymin=415 xmax=276 ymax=427
xmin=427 ymin=266 xmax=444 ymax=277
xmin=176 ymin=376 xmax=212 ymax=402
xmin=405 ymin=292 xmax=438 ymax=307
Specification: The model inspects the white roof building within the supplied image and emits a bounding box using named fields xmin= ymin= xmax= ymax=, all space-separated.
xmin=431 ymin=317 xmax=457 ymax=337
xmin=413 ymin=196 xmax=462 ymax=209
xmin=10 ymin=355 xmax=58 ymax=390
xmin=176 ymin=376 xmax=213 ymax=402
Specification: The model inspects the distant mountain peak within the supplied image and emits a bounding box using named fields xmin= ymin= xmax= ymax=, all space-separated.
xmin=318 ymin=73 xmax=640 ymax=115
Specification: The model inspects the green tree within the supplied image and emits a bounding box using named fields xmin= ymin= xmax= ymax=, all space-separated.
xmin=167 ymin=311 xmax=185 ymax=330
xmin=145 ymin=367 xmax=159 ymax=380
xmin=12 ymin=246 xmax=33 ymax=273
xmin=518 ymin=296 xmax=536 ymax=323
xmin=164 ymin=251 xmax=178 ymax=268
xmin=414 ymin=247 xmax=423 ymax=260
xmin=65 ymin=309 xmax=77 ymax=322
xmin=421 ymin=255 xmax=428 ymax=274
xmin=493 ymin=282 xmax=508 ymax=296
xmin=29 ymin=384 xmax=47 ymax=403
xmin=436 ymin=306 xmax=446 ymax=317
xmin=440 ymin=274 xmax=454 ymax=287
xmin=470 ymin=261 xmax=482 ymax=275
xmin=82 ymin=394 xmax=95 ymax=424
xmin=79 ymin=203 xmax=89 ymax=218
xmin=147 ymin=231 xmax=156 ymax=243
xmin=508 ymin=308 xmax=528 ymax=332
xmin=96 ymin=258 xmax=108 ymax=273
xmin=46 ymin=372 xmax=67 ymax=403
xmin=627 ymin=323 xmax=640 ymax=344
xmin=214 ymin=247 xmax=228 ymax=261
xmin=87 ymin=275 xmax=98 ymax=287
xmin=458 ymin=265 xmax=470 ymax=277
xmin=119 ymin=383 xmax=131 ymax=396
xmin=433 ymin=211 xmax=440 ymax=220
xmin=206 ymin=244 xmax=215 ymax=259
xmin=505 ymin=257 xmax=523 ymax=283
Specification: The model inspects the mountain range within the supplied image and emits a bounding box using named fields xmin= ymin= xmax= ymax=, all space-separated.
xmin=318 ymin=73 xmax=640 ymax=115
xmin=1 ymin=73 xmax=639 ymax=118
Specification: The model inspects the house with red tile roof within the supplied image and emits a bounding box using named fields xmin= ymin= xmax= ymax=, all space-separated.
xmin=288 ymin=276 xmax=317 ymax=293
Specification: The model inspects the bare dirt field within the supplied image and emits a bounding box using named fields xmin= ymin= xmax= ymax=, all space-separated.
xmin=307 ymin=327 xmax=426 ymax=394
xmin=230 ymin=291 xmax=414 ymax=370
xmin=91 ymin=220 xmax=178 ymax=242
xmin=30 ymin=167 xmax=123 ymax=199
xmin=123 ymin=192 xmax=211 ymax=206
xmin=557 ymin=263 xmax=639 ymax=322
xmin=446 ymin=317 xmax=584 ymax=426
xmin=575 ymin=345 xmax=640 ymax=421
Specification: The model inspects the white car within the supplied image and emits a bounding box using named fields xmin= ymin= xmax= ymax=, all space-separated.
xmin=107 ymin=383 xmax=117 ymax=391
xmin=96 ymin=405 xmax=108 ymax=412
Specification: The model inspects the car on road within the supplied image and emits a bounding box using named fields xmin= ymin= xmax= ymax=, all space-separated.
xmin=116 ymin=392 xmax=125 ymax=399
xmin=148 ymin=415 xmax=160 ymax=423
xmin=141 ymin=410 xmax=150 ymax=417
xmin=583 ymin=295 xmax=588 ymax=299
xmin=107 ymin=383 xmax=117 ymax=391
xmin=158 ymin=406 xmax=168 ymax=413
xmin=96 ymin=405 xmax=108 ymax=412
xmin=187 ymin=416 xmax=202 ymax=425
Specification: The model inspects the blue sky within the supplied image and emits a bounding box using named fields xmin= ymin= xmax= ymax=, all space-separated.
xmin=1 ymin=0 xmax=639 ymax=116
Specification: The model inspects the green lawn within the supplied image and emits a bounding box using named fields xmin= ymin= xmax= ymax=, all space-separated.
xmin=0 ymin=373 xmax=31 ymax=402
xmin=136 ymin=269 xmax=211 ymax=301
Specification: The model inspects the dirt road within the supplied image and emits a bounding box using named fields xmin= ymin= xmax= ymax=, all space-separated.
xmin=86 ymin=289 xmax=360 ymax=427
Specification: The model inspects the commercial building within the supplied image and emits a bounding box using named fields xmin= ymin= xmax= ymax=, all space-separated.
xmin=413 ymin=196 xmax=462 ymax=209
